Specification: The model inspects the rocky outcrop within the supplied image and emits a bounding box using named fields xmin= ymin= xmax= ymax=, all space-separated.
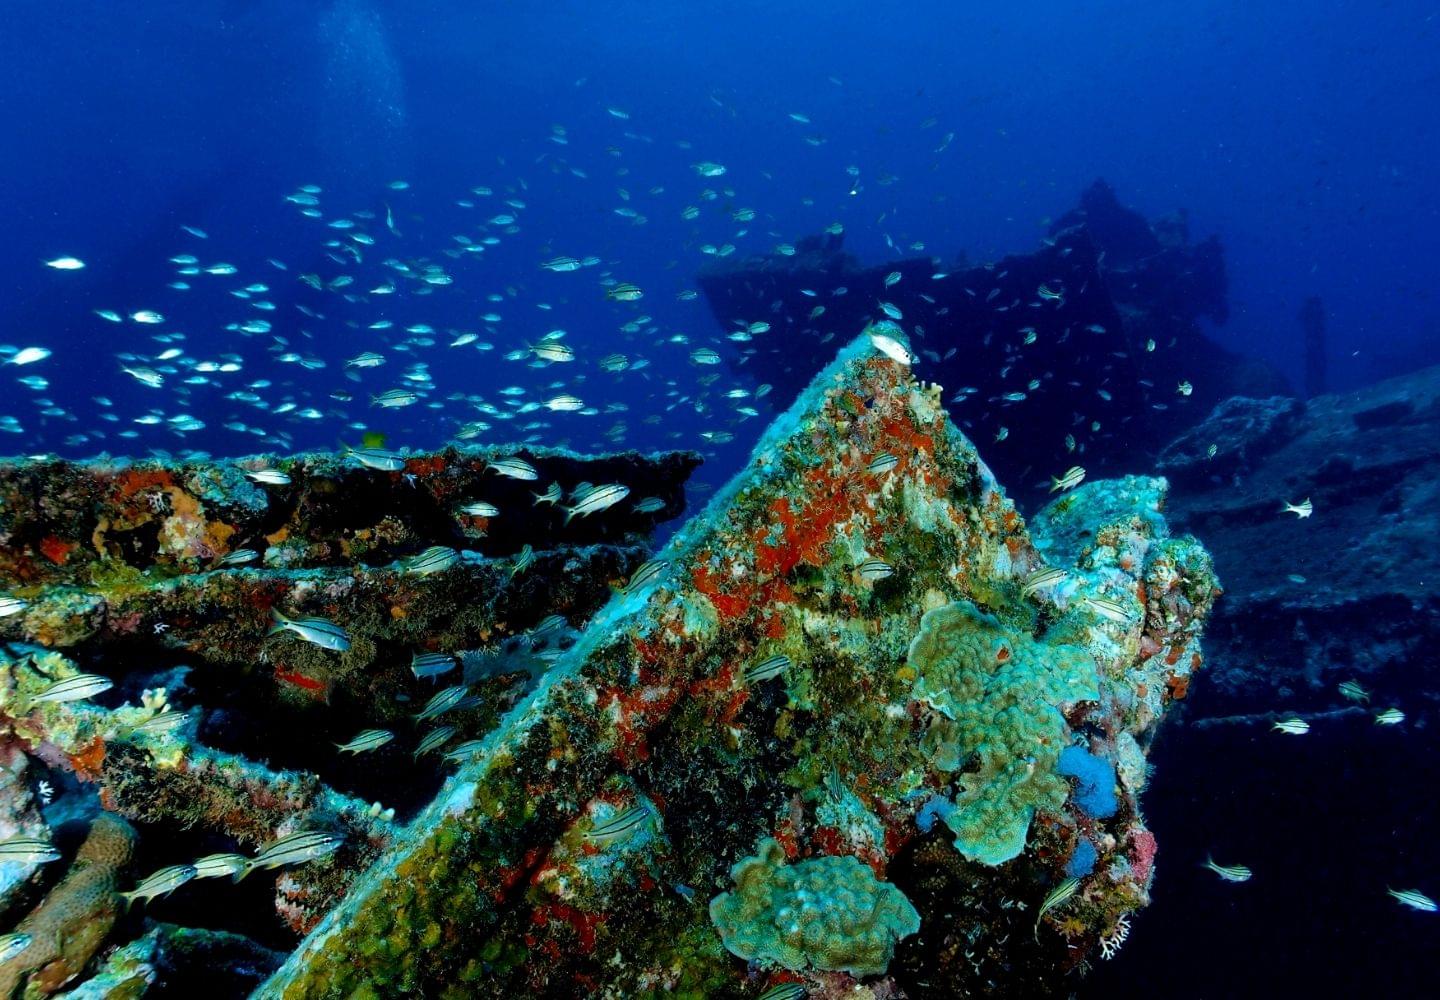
xmin=1160 ymin=366 xmax=1440 ymax=719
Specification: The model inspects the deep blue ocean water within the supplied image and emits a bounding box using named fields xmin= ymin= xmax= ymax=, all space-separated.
xmin=2 ymin=1 xmax=1438 ymax=995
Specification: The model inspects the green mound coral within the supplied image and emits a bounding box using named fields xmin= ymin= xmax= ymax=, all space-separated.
xmin=708 ymin=838 xmax=920 ymax=977
xmin=908 ymin=601 xmax=1099 ymax=865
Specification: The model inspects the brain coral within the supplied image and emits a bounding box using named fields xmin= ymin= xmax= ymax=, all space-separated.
xmin=708 ymin=838 xmax=920 ymax=977
xmin=908 ymin=600 xmax=1099 ymax=865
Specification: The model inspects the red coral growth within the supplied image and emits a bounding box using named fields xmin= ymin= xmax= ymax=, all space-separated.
xmin=531 ymin=902 xmax=604 ymax=953
xmin=1165 ymin=673 xmax=1189 ymax=700
xmin=67 ymin=736 xmax=106 ymax=781
xmin=403 ymin=454 xmax=448 ymax=478
xmin=1130 ymin=829 xmax=1158 ymax=883
xmin=38 ymin=535 xmax=77 ymax=565
xmin=112 ymin=468 xmax=174 ymax=500
xmin=274 ymin=668 xmax=329 ymax=701
xmin=692 ymin=564 xmax=749 ymax=619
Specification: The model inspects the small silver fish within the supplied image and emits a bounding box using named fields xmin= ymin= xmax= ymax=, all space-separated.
xmin=345 ymin=446 xmax=406 ymax=472
xmin=1022 ymin=567 xmax=1067 ymax=597
xmin=33 ymin=673 xmax=114 ymax=704
xmin=511 ymin=544 xmax=536 ymax=578
xmin=122 ymin=864 xmax=198 ymax=906
xmin=582 ymin=804 xmax=652 ymax=847
xmin=1204 ymin=857 xmax=1253 ymax=882
xmin=415 ymin=684 xmax=470 ymax=722
xmin=744 ymin=654 xmax=791 ymax=684
xmin=244 ymin=830 xmax=344 ymax=876
xmin=1083 ymin=596 xmax=1132 ymax=624
xmin=1387 ymin=887 xmax=1437 ymax=912
xmin=1337 ymin=680 xmax=1370 ymax=703
xmin=402 ymin=546 xmax=459 ymax=577
xmin=622 ymin=559 xmax=668 ymax=596
xmin=414 ymin=725 xmax=457 ymax=758
xmin=488 ymin=457 xmax=539 ymax=481
xmin=867 ymin=453 xmax=899 ymax=475
xmin=0 ymin=836 xmax=61 ymax=865
xmin=411 ymin=652 xmax=457 ymax=681
xmin=191 ymin=853 xmax=249 ymax=880
xmin=0 ymin=595 xmax=28 ymax=617
xmin=0 ymin=932 xmax=32 ymax=963
xmin=563 ymin=483 xmax=630 ymax=524
xmin=245 ymin=467 xmax=291 ymax=486
xmin=1272 ymin=717 xmax=1310 ymax=735
xmin=218 ymin=548 xmax=259 ymax=567
xmin=268 ymin=610 xmax=351 ymax=652
xmin=632 ymin=496 xmax=666 ymax=514
xmin=133 ymin=709 xmax=188 ymax=736
xmin=441 ymin=739 xmax=487 ymax=763
xmin=1283 ymin=498 xmax=1313 ymax=519
xmin=1034 ymin=876 xmax=1081 ymax=940
xmin=1375 ymin=707 xmax=1405 ymax=725
xmin=532 ymin=482 xmax=562 ymax=505
xmin=857 ymin=558 xmax=894 ymax=583
xmin=456 ymin=501 xmax=500 ymax=518
xmin=1050 ymin=466 xmax=1086 ymax=492
xmin=335 ymin=729 xmax=394 ymax=754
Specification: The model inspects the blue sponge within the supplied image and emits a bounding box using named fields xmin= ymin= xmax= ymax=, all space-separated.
xmin=1057 ymin=745 xmax=1118 ymax=819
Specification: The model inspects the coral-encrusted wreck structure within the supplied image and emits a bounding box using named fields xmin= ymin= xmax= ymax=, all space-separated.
xmin=0 ymin=443 xmax=697 ymax=996
xmin=251 ymin=327 xmax=1217 ymax=998
xmin=1 ymin=332 xmax=1215 ymax=997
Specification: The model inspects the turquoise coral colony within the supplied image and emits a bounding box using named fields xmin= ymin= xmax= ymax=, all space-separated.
xmin=1 ymin=327 xmax=1218 ymax=997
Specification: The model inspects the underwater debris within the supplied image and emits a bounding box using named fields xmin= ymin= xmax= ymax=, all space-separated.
xmin=0 ymin=441 xmax=698 ymax=993
xmin=253 ymin=328 xmax=1215 ymax=997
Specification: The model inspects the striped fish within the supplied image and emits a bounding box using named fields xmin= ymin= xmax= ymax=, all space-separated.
xmin=510 ymin=544 xmax=536 ymax=579
xmin=218 ymin=548 xmax=258 ymax=567
xmin=413 ymin=725 xmax=457 ymax=759
xmin=857 ymin=558 xmax=894 ymax=582
xmin=192 ymin=853 xmax=249 ymax=880
xmin=582 ymin=804 xmax=652 ymax=847
xmin=415 ymin=685 xmax=470 ymax=722
xmin=268 ymin=610 xmax=351 ymax=652
xmin=441 ymin=739 xmax=487 ymax=763
xmin=1272 ymin=717 xmax=1310 ymax=735
xmin=1204 ymin=857 xmax=1253 ymax=882
xmin=632 ymin=496 xmax=665 ymax=514
xmin=244 ymin=831 xmax=344 ymax=876
xmin=345 ymin=446 xmax=406 ymax=472
xmin=1 ymin=596 xmax=30 ymax=617
xmin=867 ymin=453 xmax=899 ymax=475
xmin=531 ymin=614 xmax=567 ymax=639
xmin=529 ymin=342 xmax=575 ymax=363
xmin=33 ymin=673 xmax=114 ymax=704
xmin=1387 ymin=887 xmax=1437 ymax=912
xmin=402 ymin=546 xmax=459 ymax=577
xmin=335 ymin=729 xmax=394 ymax=754
xmin=487 ymin=457 xmax=539 ymax=481
xmin=744 ymin=654 xmax=791 ymax=684
xmin=757 ymin=986 xmax=808 ymax=1000
xmin=1083 ymin=596 xmax=1132 ymax=624
xmin=1375 ymin=707 xmax=1405 ymax=725
xmin=532 ymin=482 xmax=562 ymax=506
xmin=0 ymin=836 xmax=61 ymax=864
xmin=621 ymin=559 xmax=669 ymax=597
xmin=563 ymin=483 xmax=630 ymax=524
xmin=134 ymin=709 xmax=188 ymax=736
xmin=1337 ymin=680 xmax=1370 ymax=703
xmin=122 ymin=864 xmax=197 ymax=906
xmin=0 ymin=932 xmax=32 ymax=963
xmin=1033 ymin=876 xmax=1081 ymax=940
xmin=411 ymin=652 xmax=457 ymax=681
xmin=1022 ymin=567 xmax=1066 ymax=598
xmin=1050 ymin=466 xmax=1087 ymax=493
xmin=456 ymin=501 xmax=500 ymax=518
